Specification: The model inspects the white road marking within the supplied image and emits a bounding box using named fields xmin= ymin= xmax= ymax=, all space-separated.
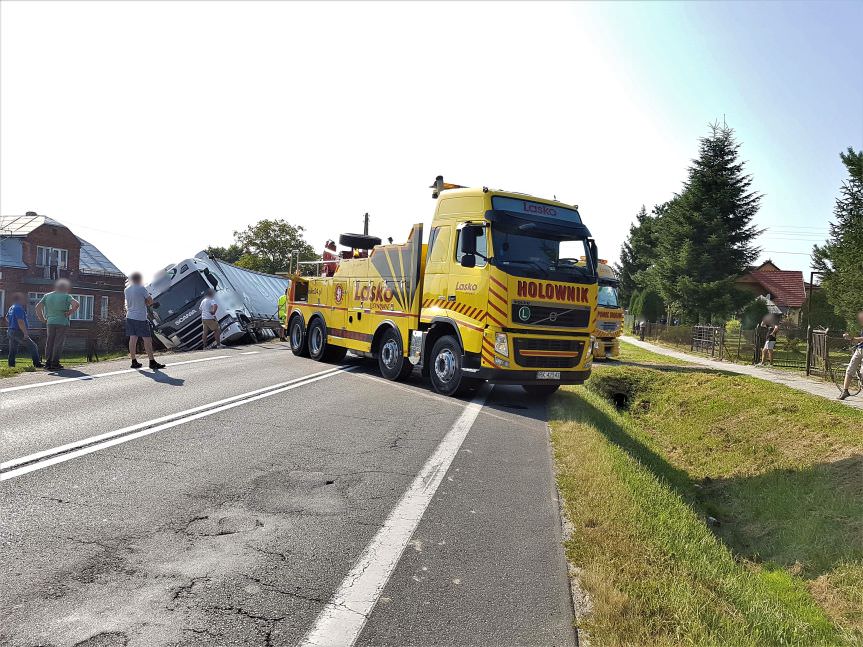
xmin=0 ymin=355 xmax=233 ymax=394
xmin=298 ymin=387 xmax=490 ymax=647
xmin=0 ymin=366 xmax=354 ymax=481
xmin=240 ymin=351 xmax=260 ymax=355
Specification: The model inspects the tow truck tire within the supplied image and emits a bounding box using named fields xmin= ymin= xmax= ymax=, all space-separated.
xmin=428 ymin=335 xmax=470 ymax=396
xmin=288 ymin=315 xmax=309 ymax=357
xmin=339 ymin=233 xmax=382 ymax=250
xmin=377 ymin=328 xmax=412 ymax=381
xmin=522 ymin=384 xmax=560 ymax=397
xmin=307 ymin=318 xmax=329 ymax=362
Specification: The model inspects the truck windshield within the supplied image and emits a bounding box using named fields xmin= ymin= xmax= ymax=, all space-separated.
xmin=598 ymin=284 xmax=619 ymax=308
xmin=491 ymin=223 xmax=594 ymax=281
xmin=151 ymin=273 xmax=209 ymax=321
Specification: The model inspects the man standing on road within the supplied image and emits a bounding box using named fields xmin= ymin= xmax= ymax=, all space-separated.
xmin=839 ymin=310 xmax=863 ymax=401
xmin=35 ymin=279 xmax=79 ymax=371
xmin=200 ymin=289 xmax=220 ymax=349
xmin=6 ymin=292 xmax=43 ymax=368
xmin=277 ymin=287 xmax=288 ymax=342
xmin=125 ymin=272 xmax=166 ymax=370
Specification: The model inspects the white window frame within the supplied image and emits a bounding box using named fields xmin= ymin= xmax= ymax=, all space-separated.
xmin=0 ymin=289 xmax=5 ymax=316
xmin=70 ymin=294 xmax=94 ymax=321
xmin=36 ymin=246 xmax=68 ymax=269
xmin=27 ymin=292 xmax=45 ymax=322
xmin=100 ymin=295 xmax=110 ymax=320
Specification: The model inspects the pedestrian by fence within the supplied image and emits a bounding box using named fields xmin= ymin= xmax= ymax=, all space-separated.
xmin=625 ymin=315 xmax=849 ymax=382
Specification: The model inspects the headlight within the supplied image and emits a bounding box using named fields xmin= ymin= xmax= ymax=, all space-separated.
xmin=494 ymin=332 xmax=509 ymax=357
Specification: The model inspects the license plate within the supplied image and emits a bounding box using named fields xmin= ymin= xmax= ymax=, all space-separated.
xmin=537 ymin=371 xmax=561 ymax=380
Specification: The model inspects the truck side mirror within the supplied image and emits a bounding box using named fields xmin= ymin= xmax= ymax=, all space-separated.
xmin=461 ymin=225 xmax=480 ymax=255
xmin=589 ymin=239 xmax=599 ymax=274
xmin=460 ymin=254 xmax=477 ymax=268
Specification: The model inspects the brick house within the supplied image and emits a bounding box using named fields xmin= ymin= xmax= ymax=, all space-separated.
xmin=736 ymin=260 xmax=807 ymax=324
xmin=1 ymin=212 xmax=126 ymax=351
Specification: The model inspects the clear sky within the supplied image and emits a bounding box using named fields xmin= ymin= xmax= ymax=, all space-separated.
xmin=2 ymin=1 xmax=861 ymax=280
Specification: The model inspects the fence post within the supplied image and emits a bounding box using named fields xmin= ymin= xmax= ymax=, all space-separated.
xmin=805 ymin=326 xmax=812 ymax=376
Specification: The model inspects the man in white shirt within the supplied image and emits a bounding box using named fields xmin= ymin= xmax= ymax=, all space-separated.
xmin=200 ymin=289 xmax=220 ymax=349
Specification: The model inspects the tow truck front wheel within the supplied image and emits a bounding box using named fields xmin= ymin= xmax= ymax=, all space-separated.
xmin=289 ymin=315 xmax=309 ymax=357
xmin=378 ymin=328 xmax=413 ymax=381
xmin=429 ymin=335 xmax=476 ymax=396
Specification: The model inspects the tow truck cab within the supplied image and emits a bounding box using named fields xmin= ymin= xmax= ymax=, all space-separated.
xmin=286 ymin=180 xmax=599 ymax=397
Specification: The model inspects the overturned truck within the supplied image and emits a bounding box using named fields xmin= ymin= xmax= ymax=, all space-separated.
xmin=147 ymin=252 xmax=290 ymax=350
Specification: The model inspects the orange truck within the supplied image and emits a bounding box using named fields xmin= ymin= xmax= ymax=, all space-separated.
xmin=285 ymin=178 xmax=599 ymax=396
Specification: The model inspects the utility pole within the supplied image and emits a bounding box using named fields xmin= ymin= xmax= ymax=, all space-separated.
xmin=363 ymin=213 xmax=369 ymax=235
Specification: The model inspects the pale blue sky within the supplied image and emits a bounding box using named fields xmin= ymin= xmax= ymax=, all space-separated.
xmin=2 ymin=1 xmax=861 ymax=278
xmin=586 ymin=0 xmax=863 ymax=273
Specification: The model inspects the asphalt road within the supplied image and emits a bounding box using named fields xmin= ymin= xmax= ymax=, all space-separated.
xmin=1 ymin=343 xmax=576 ymax=647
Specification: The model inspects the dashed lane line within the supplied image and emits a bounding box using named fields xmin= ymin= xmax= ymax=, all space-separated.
xmin=298 ymin=386 xmax=490 ymax=647
xmin=0 ymin=366 xmax=354 ymax=481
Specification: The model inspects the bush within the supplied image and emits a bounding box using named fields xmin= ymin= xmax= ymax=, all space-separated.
xmin=725 ymin=318 xmax=742 ymax=335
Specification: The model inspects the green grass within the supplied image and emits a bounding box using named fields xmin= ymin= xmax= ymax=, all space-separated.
xmin=1 ymin=350 xmax=127 ymax=378
xmin=550 ymin=344 xmax=863 ymax=646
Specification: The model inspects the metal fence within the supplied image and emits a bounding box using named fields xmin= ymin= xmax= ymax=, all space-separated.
xmin=624 ymin=315 xmax=850 ymax=382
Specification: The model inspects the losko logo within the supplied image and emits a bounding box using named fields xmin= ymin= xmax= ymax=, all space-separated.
xmin=517 ymin=280 xmax=590 ymax=303
xmin=521 ymin=201 xmax=557 ymax=217
xmin=353 ymin=281 xmax=394 ymax=303
xmin=518 ymin=306 xmax=531 ymax=321
xmin=334 ymin=284 xmax=344 ymax=304
xmin=455 ymin=282 xmax=478 ymax=292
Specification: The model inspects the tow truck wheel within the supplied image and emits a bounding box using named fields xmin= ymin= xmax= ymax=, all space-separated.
xmin=522 ymin=384 xmax=560 ymax=397
xmin=429 ymin=335 xmax=468 ymax=396
xmin=289 ymin=315 xmax=309 ymax=357
xmin=378 ymin=328 xmax=412 ymax=381
xmin=307 ymin=318 xmax=329 ymax=361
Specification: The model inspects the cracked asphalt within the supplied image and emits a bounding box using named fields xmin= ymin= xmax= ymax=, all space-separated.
xmin=1 ymin=344 xmax=575 ymax=647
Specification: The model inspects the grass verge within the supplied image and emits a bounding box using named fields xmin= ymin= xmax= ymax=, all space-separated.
xmin=1 ymin=351 xmax=128 ymax=378
xmin=550 ymin=343 xmax=863 ymax=646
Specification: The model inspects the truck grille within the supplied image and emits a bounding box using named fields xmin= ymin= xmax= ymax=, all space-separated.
xmin=598 ymin=321 xmax=621 ymax=333
xmin=156 ymin=313 xmax=211 ymax=350
xmin=511 ymin=303 xmax=590 ymax=329
xmin=514 ymin=337 xmax=585 ymax=368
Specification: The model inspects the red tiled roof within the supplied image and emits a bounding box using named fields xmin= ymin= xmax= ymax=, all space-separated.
xmin=745 ymin=270 xmax=807 ymax=308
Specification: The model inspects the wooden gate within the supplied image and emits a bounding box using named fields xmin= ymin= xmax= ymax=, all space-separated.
xmin=691 ymin=325 xmax=724 ymax=359
xmin=806 ymin=327 xmax=830 ymax=377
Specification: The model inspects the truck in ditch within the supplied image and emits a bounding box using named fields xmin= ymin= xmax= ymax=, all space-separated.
xmin=147 ymin=252 xmax=290 ymax=350
xmin=285 ymin=178 xmax=599 ymax=396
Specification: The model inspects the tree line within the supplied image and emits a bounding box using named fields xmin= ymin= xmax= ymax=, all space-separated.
xmin=616 ymin=122 xmax=862 ymax=330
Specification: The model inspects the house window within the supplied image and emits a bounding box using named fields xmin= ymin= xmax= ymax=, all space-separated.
xmin=36 ymin=246 xmax=68 ymax=269
xmin=71 ymin=295 xmax=94 ymax=321
xmin=27 ymin=292 xmax=45 ymax=322
xmin=101 ymin=296 xmax=110 ymax=320
xmin=0 ymin=289 xmax=5 ymax=316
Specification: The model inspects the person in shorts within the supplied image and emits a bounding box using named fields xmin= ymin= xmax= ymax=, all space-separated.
xmin=125 ymin=272 xmax=165 ymax=370
xmin=200 ymin=289 xmax=221 ymax=349
xmin=759 ymin=316 xmax=780 ymax=366
xmin=839 ymin=310 xmax=863 ymax=400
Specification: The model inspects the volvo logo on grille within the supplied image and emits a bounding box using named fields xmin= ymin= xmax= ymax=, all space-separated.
xmin=518 ymin=306 xmax=531 ymax=321
xmin=548 ymin=311 xmax=558 ymax=322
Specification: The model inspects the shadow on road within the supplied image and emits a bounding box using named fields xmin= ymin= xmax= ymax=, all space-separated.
xmin=135 ymin=370 xmax=185 ymax=387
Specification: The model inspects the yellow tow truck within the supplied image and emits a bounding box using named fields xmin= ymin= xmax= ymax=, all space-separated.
xmin=591 ymin=261 xmax=623 ymax=360
xmin=286 ymin=177 xmax=599 ymax=396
